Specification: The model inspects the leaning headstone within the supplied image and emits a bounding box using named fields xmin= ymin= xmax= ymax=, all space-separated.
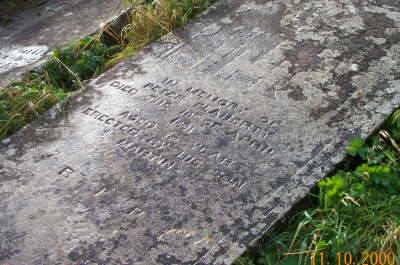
xmin=0 ymin=0 xmax=125 ymax=87
xmin=1 ymin=0 xmax=399 ymax=264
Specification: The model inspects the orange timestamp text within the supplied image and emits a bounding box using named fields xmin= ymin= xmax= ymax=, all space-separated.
xmin=311 ymin=251 xmax=397 ymax=265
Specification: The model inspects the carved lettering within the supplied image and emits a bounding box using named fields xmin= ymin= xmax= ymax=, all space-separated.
xmin=82 ymin=108 xmax=142 ymax=136
xmin=0 ymin=45 xmax=48 ymax=73
xmin=176 ymin=152 xmax=202 ymax=168
xmin=185 ymin=87 xmax=248 ymax=113
xmin=144 ymin=94 xmax=172 ymax=109
xmin=119 ymin=111 xmax=157 ymax=129
xmin=162 ymin=77 xmax=179 ymax=87
xmin=192 ymin=103 xmax=270 ymax=139
xmin=224 ymin=130 xmax=275 ymax=154
xmin=118 ymin=138 xmax=176 ymax=170
xmin=144 ymin=82 xmax=186 ymax=102
xmin=212 ymin=169 xmax=247 ymax=191
xmin=109 ymin=80 xmax=138 ymax=94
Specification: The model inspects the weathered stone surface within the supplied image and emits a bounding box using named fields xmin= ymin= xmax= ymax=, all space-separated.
xmin=1 ymin=0 xmax=400 ymax=264
xmin=0 ymin=0 xmax=124 ymax=87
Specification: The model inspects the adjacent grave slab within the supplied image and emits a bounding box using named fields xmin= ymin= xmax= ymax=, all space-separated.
xmin=0 ymin=0 xmax=124 ymax=87
xmin=1 ymin=0 xmax=400 ymax=264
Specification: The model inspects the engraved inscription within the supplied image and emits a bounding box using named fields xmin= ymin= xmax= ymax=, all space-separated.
xmin=82 ymin=104 xmax=250 ymax=190
xmin=81 ymin=75 xmax=280 ymax=190
xmin=109 ymin=80 xmax=138 ymax=94
xmin=157 ymin=77 xmax=278 ymax=154
xmin=0 ymin=45 xmax=48 ymax=73
xmin=119 ymin=111 xmax=157 ymax=129
xmin=117 ymin=138 xmax=176 ymax=170
xmin=144 ymin=82 xmax=186 ymax=102
xmin=82 ymin=108 xmax=155 ymax=133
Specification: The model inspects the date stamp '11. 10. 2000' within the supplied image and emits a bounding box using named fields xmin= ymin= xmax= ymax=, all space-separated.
xmin=311 ymin=251 xmax=397 ymax=265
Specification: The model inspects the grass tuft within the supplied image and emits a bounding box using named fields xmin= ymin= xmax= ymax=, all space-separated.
xmin=110 ymin=0 xmax=216 ymax=64
xmin=0 ymin=72 xmax=68 ymax=138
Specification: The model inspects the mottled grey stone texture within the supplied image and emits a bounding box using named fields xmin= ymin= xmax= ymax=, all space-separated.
xmin=1 ymin=0 xmax=400 ymax=264
xmin=0 ymin=0 xmax=125 ymax=87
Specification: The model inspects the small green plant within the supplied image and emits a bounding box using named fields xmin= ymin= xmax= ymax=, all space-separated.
xmin=318 ymin=175 xmax=346 ymax=207
xmin=0 ymin=73 xmax=68 ymax=139
xmin=347 ymin=138 xmax=369 ymax=159
xmin=46 ymin=36 xmax=122 ymax=91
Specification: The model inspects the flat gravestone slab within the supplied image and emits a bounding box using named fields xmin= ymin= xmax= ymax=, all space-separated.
xmin=1 ymin=0 xmax=400 ymax=264
xmin=0 ymin=0 xmax=124 ymax=87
